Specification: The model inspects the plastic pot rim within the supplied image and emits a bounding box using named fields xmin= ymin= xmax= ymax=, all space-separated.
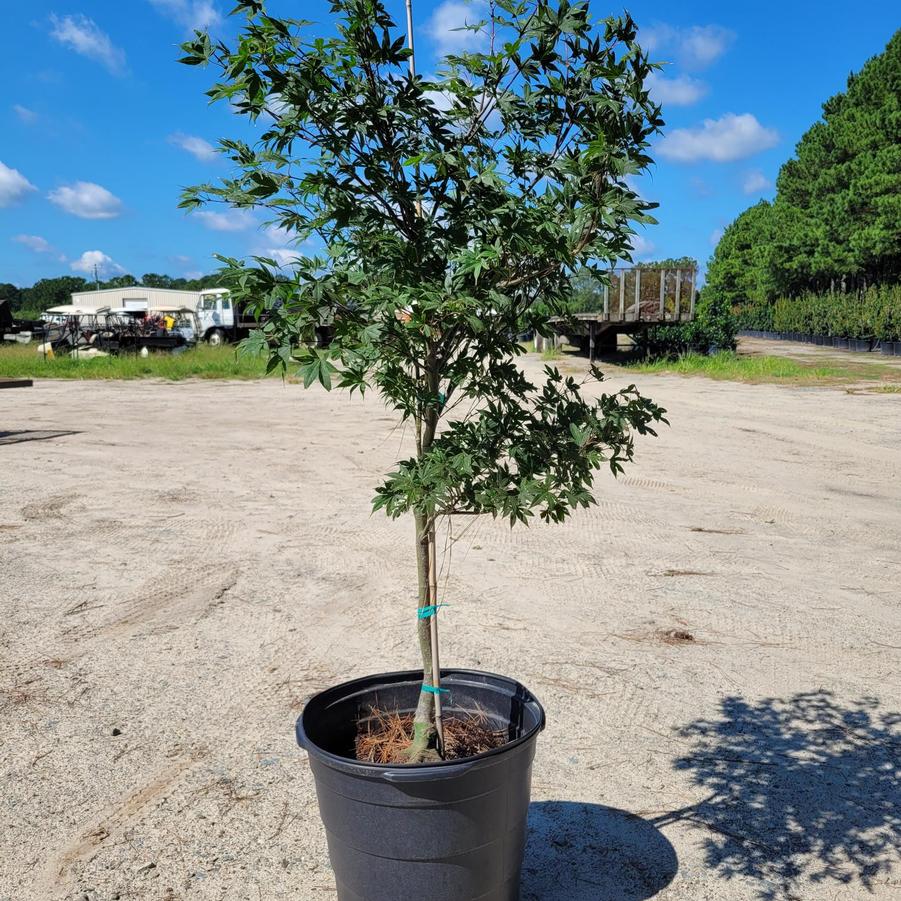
xmin=296 ymin=667 xmax=546 ymax=778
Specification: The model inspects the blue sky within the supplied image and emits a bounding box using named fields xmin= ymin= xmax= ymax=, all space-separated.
xmin=2 ymin=0 xmax=898 ymax=287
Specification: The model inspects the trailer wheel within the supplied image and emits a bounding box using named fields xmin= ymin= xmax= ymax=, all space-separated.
xmin=207 ymin=328 xmax=225 ymax=346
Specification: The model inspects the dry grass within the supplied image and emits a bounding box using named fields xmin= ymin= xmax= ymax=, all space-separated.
xmin=847 ymin=384 xmax=901 ymax=394
xmin=658 ymin=628 xmax=697 ymax=645
xmin=355 ymin=708 xmax=508 ymax=764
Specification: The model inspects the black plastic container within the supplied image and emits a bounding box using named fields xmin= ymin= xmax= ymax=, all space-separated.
xmin=296 ymin=669 xmax=545 ymax=901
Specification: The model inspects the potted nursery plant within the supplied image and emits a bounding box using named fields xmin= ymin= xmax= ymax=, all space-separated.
xmin=181 ymin=1 xmax=665 ymax=897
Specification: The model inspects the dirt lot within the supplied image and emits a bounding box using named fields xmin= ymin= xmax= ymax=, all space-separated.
xmin=739 ymin=334 xmax=901 ymax=370
xmin=2 ymin=356 xmax=899 ymax=901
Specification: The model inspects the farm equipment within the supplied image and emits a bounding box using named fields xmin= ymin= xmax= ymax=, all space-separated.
xmin=100 ymin=306 xmax=198 ymax=354
xmin=35 ymin=306 xmax=194 ymax=357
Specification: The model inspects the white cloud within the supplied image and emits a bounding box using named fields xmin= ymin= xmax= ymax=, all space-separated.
xmin=423 ymin=82 xmax=502 ymax=134
xmin=646 ymin=72 xmax=708 ymax=107
xmin=169 ymin=132 xmax=217 ymax=163
xmin=261 ymin=247 xmax=297 ymax=268
xmin=425 ymin=1 xmax=487 ymax=56
xmin=742 ymin=169 xmax=773 ymax=195
xmin=658 ymin=113 xmax=778 ymax=163
xmin=70 ymin=250 xmax=125 ymax=276
xmin=13 ymin=104 xmax=38 ymax=124
xmin=643 ymin=24 xmax=734 ymax=71
xmin=424 ymin=88 xmax=455 ymax=112
xmin=149 ymin=0 xmax=222 ymax=32
xmin=0 ymin=161 xmax=37 ymax=206
xmin=48 ymin=14 xmax=127 ymax=75
xmin=254 ymin=225 xmax=304 ymax=268
xmin=192 ymin=209 xmax=255 ymax=232
xmin=13 ymin=234 xmax=66 ymax=262
xmin=14 ymin=234 xmax=53 ymax=254
xmin=624 ymin=174 xmax=646 ymax=198
xmin=48 ymin=181 xmax=123 ymax=219
xmin=627 ymin=233 xmax=655 ymax=260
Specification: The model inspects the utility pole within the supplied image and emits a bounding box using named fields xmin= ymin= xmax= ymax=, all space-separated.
xmin=405 ymin=0 xmax=416 ymax=76
xmin=93 ymin=264 xmax=100 ymax=292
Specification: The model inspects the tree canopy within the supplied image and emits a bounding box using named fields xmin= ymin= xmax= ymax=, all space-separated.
xmin=182 ymin=0 xmax=667 ymax=526
xmin=707 ymin=28 xmax=901 ymax=306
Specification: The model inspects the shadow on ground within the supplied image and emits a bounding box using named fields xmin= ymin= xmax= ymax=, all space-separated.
xmin=0 ymin=429 xmax=81 ymax=446
xmin=656 ymin=690 xmax=901 ymax=900
xmin=522 ymin=801 xmax=677 ymax=900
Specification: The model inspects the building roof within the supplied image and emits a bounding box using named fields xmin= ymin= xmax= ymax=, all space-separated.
xmin=70 ymin=286 xmax=202 ymax=297
xmin=46 ymin=304 xmax=112 ymax=315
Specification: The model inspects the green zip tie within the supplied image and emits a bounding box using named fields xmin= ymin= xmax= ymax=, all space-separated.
xmin=417 ymin=603 xmax=449 ymax=619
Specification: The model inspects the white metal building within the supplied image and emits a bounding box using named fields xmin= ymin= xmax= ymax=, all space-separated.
xmin=69 ymin=286 xmax=204 ymax=311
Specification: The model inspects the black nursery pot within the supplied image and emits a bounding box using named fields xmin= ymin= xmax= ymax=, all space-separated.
xmin=296 ymin=669 xmax=546 ymax=901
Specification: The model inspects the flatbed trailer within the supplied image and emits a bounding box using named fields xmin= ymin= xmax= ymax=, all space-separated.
xmin=545 ymin=266 xmax=698 ymax=359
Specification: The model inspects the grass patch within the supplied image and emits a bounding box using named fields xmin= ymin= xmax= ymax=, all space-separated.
xmin=625 ymin=351 xmax=899 ymax=385
xmin=847 ymin=384 xmax=901 ymax=395
xmin=0 ymin=343 xmax=270 ymax=381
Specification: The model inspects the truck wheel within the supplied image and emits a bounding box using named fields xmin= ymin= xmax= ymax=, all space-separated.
xmin=207 ymin=329 xmax=225 ymax=346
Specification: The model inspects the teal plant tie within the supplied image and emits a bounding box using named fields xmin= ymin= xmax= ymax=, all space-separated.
xmin=417 ymin=603 xmax=449 ymax=620
xmin=421 ymin=684 xmax=449 ymax=695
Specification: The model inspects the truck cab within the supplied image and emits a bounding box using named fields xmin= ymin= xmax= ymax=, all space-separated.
xmin=197 ymin=289 xmax=234 ymax=345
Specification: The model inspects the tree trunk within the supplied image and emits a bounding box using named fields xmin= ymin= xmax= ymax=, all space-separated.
xmin=427 ymin=523 xmax=446 ymax=755
xmin=407 ymin=510 xmax=436 ymax=761
xmin=406 ymin=352 xmax=447 ymax=762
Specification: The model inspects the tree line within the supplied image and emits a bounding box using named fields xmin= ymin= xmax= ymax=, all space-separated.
xmin=0 ymin=273 xmax=223 ymax=317
xmin=706 ymin=29 xmax=900 ymax=310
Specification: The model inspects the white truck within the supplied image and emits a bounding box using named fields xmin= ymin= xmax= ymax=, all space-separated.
xmin=146 ymin=289 xmax=255 ymax=345
xmin=196 ymin=288 xmax=267 ymax=345
xmin=196 ymin=288 xmax=232 ymax=345
xmin=66 ymin=287 xmax=264 ymax=346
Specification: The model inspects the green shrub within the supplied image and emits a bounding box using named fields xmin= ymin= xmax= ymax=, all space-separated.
xmin=868 ymin=285 xmax=901 ymax=340
xmin=736 ymin=298 xmax=775 ymax=331
xmin=12 ymin=308 xmax=44 ymax=322
xmin=635 ymin=290 xmax=737 ymax=357
xmin=766 ymin=285 xmax=901 ymax=338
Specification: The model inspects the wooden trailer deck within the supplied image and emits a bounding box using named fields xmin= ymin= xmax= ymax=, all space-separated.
xmin=545 ymin=266 xmax=698 ymax=359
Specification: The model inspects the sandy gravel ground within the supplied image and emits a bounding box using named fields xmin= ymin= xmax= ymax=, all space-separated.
xmin=1 ymin=355 xmax=899 ymax=901
xmin=738 ymin=335 xmax=901 ymax=370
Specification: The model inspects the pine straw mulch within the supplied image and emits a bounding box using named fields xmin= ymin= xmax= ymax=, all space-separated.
xmin=355 ymin=708 xmax=509 ymax=764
